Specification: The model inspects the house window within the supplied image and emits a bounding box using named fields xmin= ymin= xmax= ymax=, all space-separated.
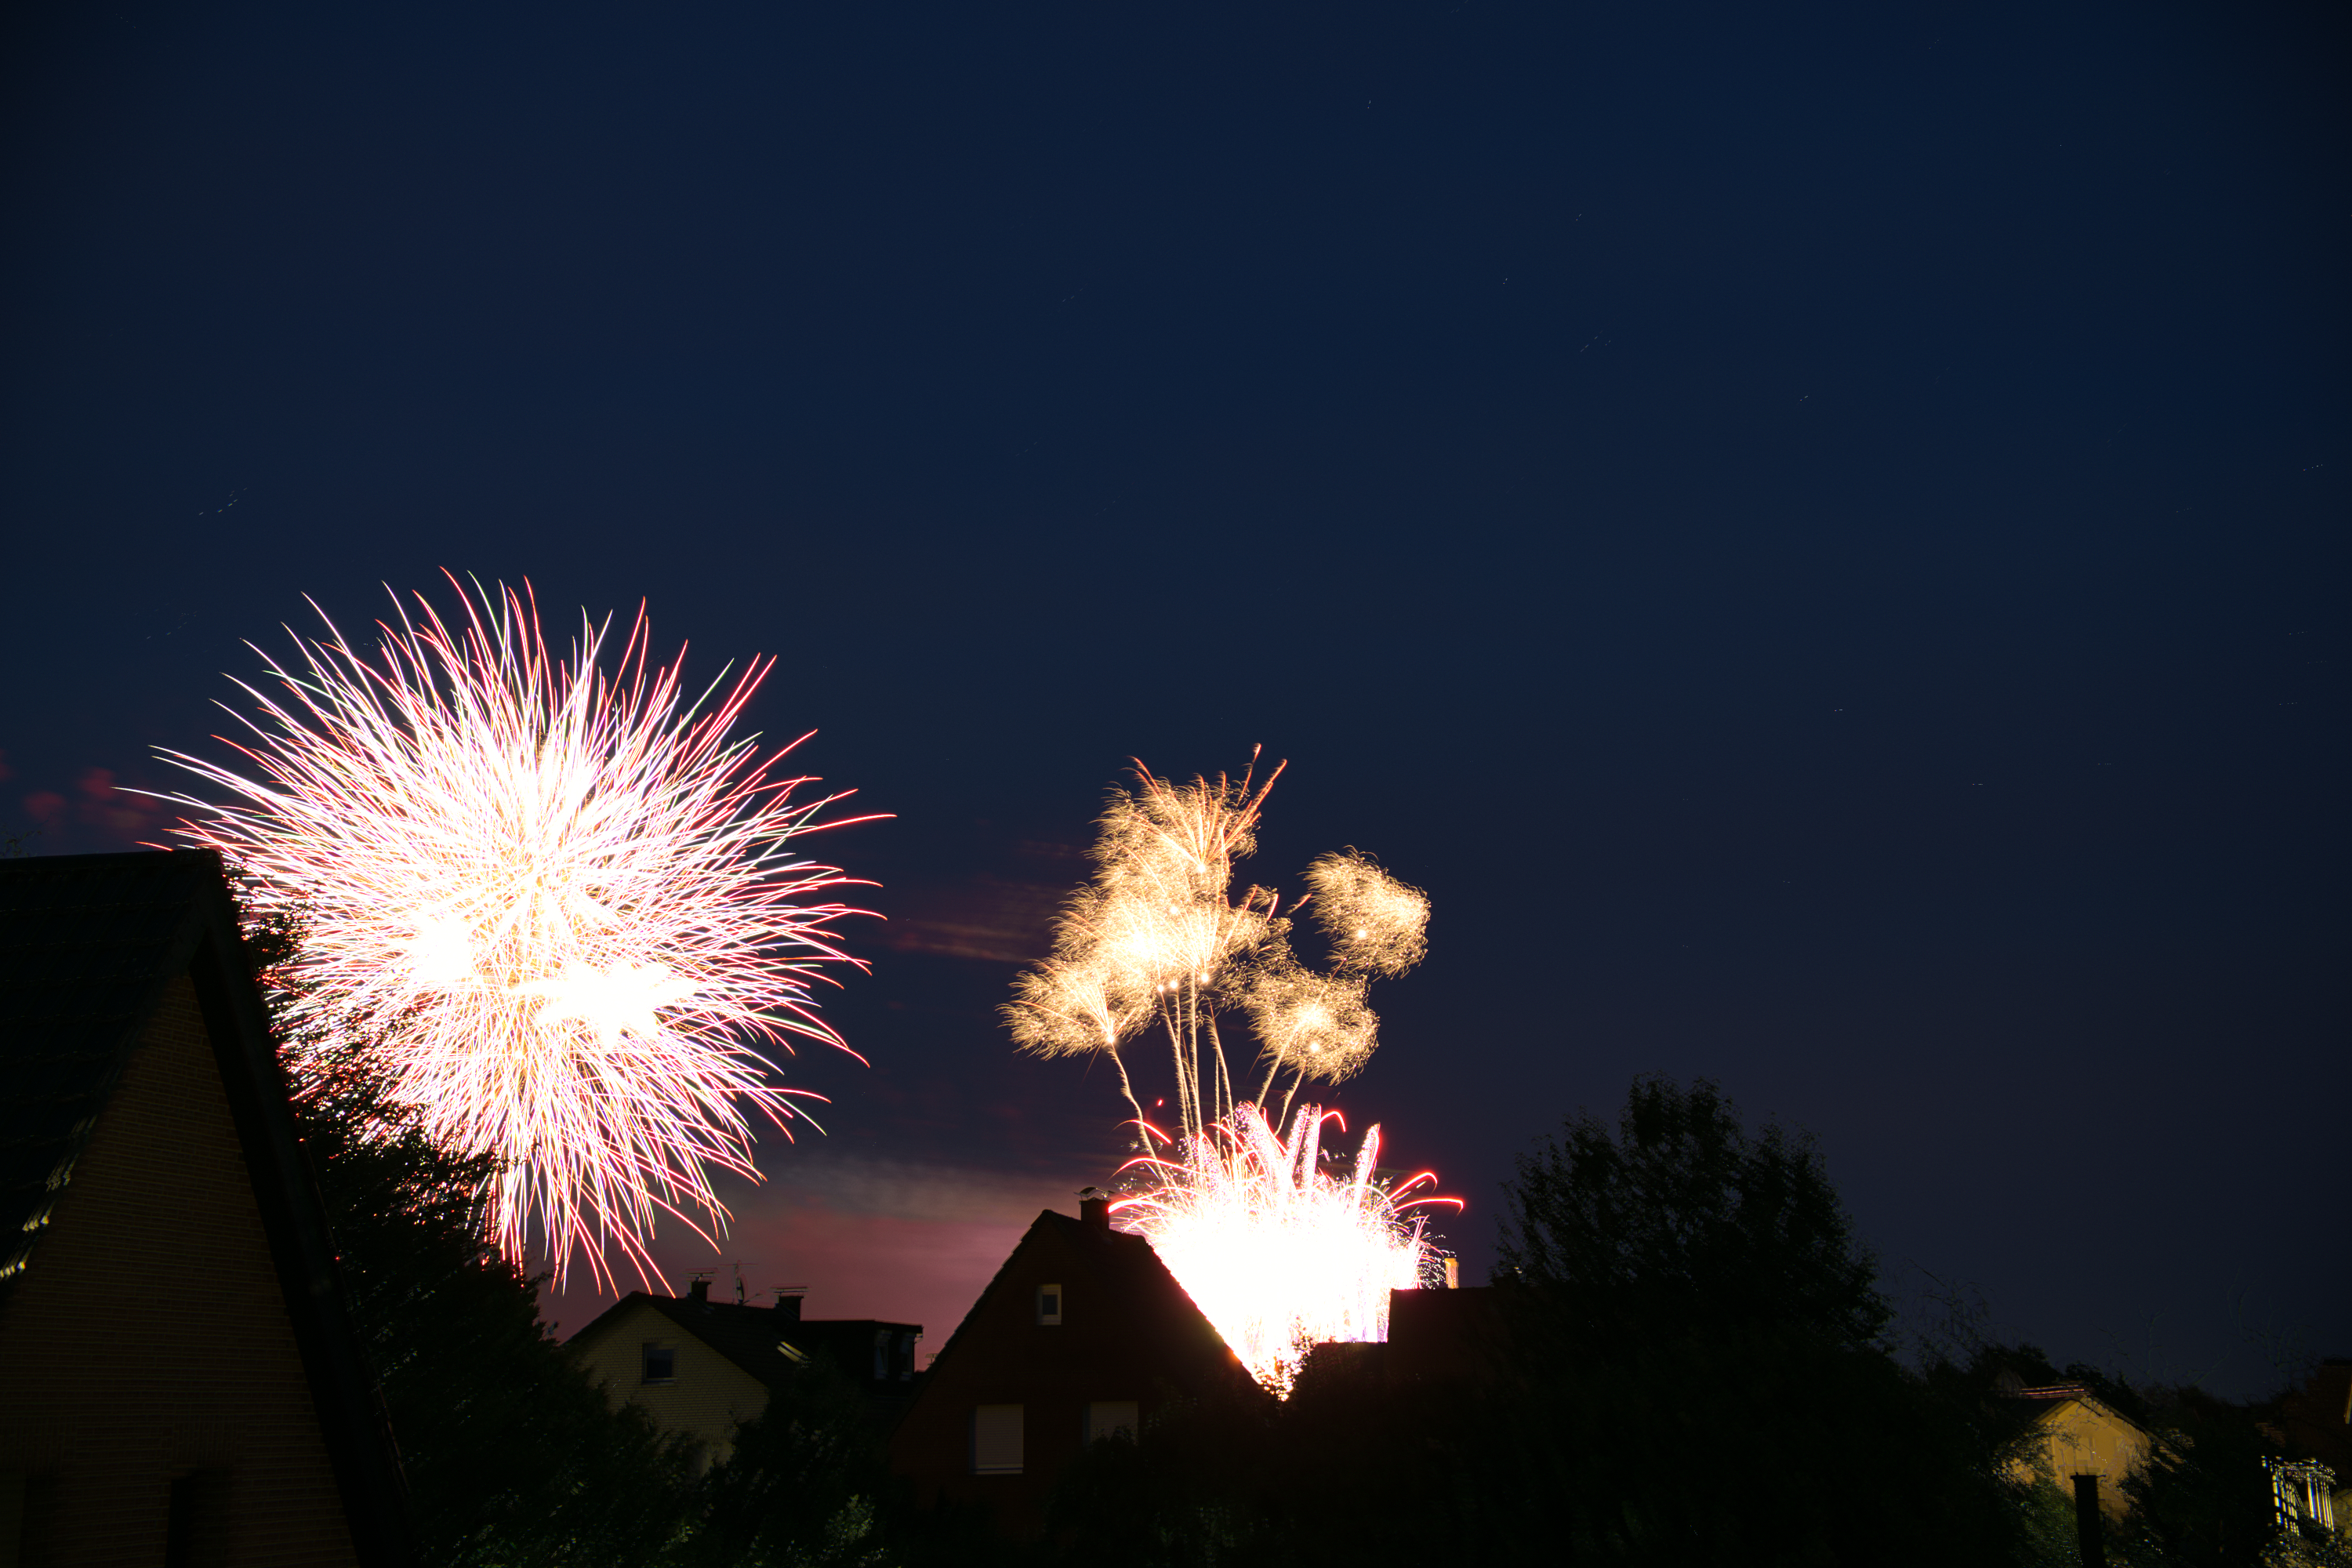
xmin=2270 ymin=1458 xmax=2338 ymax=1532
xmin=641 ymin=1342 xmax=677 ymax=1384
xmin=1036 ymin=1283 xmax=1062 ymax=1326
xmin=972 ymin=1404 xmax=1024 ymax=1475
xmin=1084 ymin=1401 xmax=1139 ymax=1445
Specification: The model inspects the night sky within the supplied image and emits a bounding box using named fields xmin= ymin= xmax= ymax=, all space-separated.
xmin=5 ymin=1 xmax=2344 ymax=1394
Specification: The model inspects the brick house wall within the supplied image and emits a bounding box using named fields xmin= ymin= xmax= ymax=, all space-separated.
xmin=888 ymin=1208 xmax=1260 ymax=1539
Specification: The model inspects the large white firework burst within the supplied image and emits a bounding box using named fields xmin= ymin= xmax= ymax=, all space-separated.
xmin=160 ymin=576 xmax=873 ymax=1286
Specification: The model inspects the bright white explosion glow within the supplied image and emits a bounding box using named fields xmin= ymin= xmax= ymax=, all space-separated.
xmin=1003 ymin=758 xmax=1454 ymax=1394
xmin=1117 ymin=1103 xmax=1457 ymax=1396
xmin=160 ymin=577 xmax=873 ymax=1286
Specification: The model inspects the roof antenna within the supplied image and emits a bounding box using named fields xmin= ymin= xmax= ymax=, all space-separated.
xmin=733 ymin=1261 xmax=746 ymax=1305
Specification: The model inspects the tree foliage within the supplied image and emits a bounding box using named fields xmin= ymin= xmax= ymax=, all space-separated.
xmin=2109 ymin=1384 xmax=2352 ymax=1568
xmin=244 ymin=901 xmax=896 ymax=1567
xmin=242 ymin=900 xmax=698 ymax=1564
xmin=674 ymin=1356 xmax=898 ymax=1568
xmin=294 ymin=1051 xmax=703 ymax=1565
xmin=1474 ymin=1076 xmax=2021 ymax=1566
xmin=1497 ymin=1073 xmax=1889 ymax=1348
xmin=1037 ymin=1076 xmax=2031 ymax=1567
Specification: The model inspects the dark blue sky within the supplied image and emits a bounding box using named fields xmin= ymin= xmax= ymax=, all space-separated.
xmin=5 ymin=0 xmax=2344 ymax=1392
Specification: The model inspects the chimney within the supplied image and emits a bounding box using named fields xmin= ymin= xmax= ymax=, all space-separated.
xmin=2072 ymin=1475 xmax=2107 ymax=1568
xmin=685 ymin=1275 xmax=712 ymax=1304
xmin=1079 ymin=1186 xmax=1112 ymax=1235
xmin=774 ymin=1287 xmax=806 ymax=1323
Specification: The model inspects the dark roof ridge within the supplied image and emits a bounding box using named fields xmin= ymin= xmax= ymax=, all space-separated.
xmin=643 ymin=1292 xmax=801 ymax=1392
xmin=568 ymin=1290 xmax=922 ymax=1394
xmin=2 ymin=848 xmax=244 ymax=1289
xmin=892 ymin=1209 xmax=1068 ymax=1377
xmin=919 ymin=1207 xmax=1218 ymax=1378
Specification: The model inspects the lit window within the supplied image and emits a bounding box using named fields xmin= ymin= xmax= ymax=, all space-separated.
xmin=641 ymin=1343 xmax=676 ymax=1384
xmin=972 ymin=1404 xmax=1024 ymax=1475
xmin=1084 ymin=1400 xmax=1139 ymax=1445
xmin=2270 ymin=1458 xmax=2338 ymax=1533
xmin=1036 ymin=1283 xmax=1062 ymax=1326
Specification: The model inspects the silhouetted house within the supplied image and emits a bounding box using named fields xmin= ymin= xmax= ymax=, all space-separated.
xmin=0 ymin=851 xmax=410 ymax=1566
xmin=1298 ymin=1279 xmax=1497 ymax=1392
xmin=888 ymin=1190 xmax=1263 ymax=1538
xmin=568 ymin=1280 xmax=922 ymax=1465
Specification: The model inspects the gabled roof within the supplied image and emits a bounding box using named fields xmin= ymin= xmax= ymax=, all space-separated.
xmin=2024 ymin=1391 xmax=2141 ymax=1425
xmin=571 ymin=1291 xmax=922 ymax=1396
xmin=887 ymin=1206 xmax=1261 ymax=1536
xmin=0 ymin=849 xmax=412 ymax=1565
xmin=0 ymin=850 xmax=265 ymax=1287
xmin=924 ymin=1207 xmax=1246 ymax=1383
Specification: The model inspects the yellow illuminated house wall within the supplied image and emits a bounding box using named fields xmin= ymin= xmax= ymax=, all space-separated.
xmin=570 ymin=1298 xmax=771 ymax=1467
xmin=2006 ymin=1396 xmax=2153 ymax=1519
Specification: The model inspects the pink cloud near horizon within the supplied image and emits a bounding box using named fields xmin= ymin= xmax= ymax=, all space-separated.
xmin=539 ymin=1153 xmax=1101 ymax=1359
xmin=16 ymin=764 xmax=171 ymax=848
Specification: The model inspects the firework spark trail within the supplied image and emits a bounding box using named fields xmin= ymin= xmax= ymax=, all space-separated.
xmin=1007 ymin=757 xmax=1452 ymax=1392
xmin=1004 ymin=755 xmax=1432 ymax=1142
xmin=158 ymin=575 xmax=876 ymax=1287
xmin=1304 ymin=848 xmax=1431 ymax=978
xmin=1116 ymin=1104 xmax=1461 ymax=1395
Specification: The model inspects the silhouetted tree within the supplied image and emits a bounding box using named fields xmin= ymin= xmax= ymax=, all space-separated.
xmin=2108 ymin=1384 xmax=2352 ymax=1568
xmin=237 ymin=903 xmax=702 ymax=1566
xmin=1469 ymin=1075 xmax=2023 ymax=1565
xmin=674 ymin=1355 xmax=895 ymax=1567
xmin=1046 ymin=1076 xmax=2032 ymax=1567
xmin=1501 ymin=1074 xmax=1887 ymax=1347
xmin=284 ymin=1023 xmax=702 ymax=1565
xmin=1041 ymin=1387 xmax=1283 ymax=1566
